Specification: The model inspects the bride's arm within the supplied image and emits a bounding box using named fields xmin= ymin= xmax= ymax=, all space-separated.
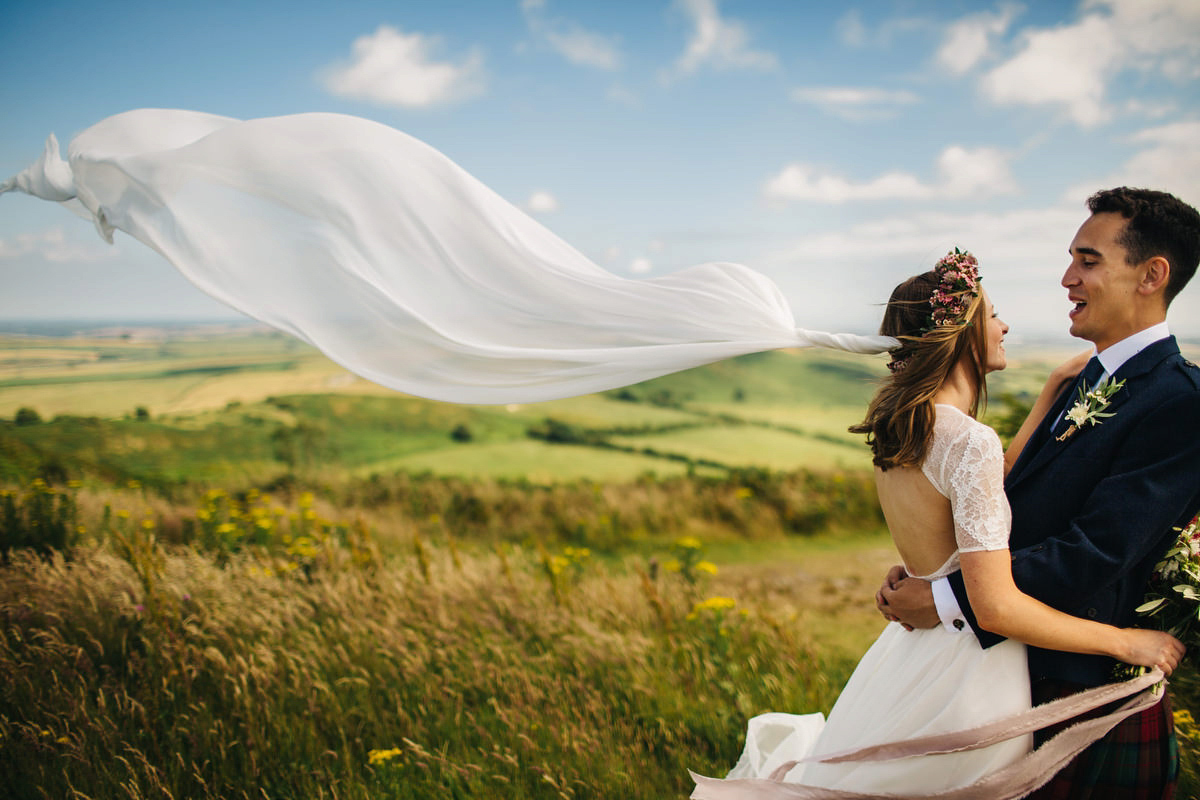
xmin=1003 ymin=350 xmax=1093 ymax=474
xmin=958 ymin=549 xmax=1183 ymax=674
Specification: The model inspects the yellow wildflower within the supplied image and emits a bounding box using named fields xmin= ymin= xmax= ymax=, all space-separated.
xmin=695 ymin=560 xmax=719 ymax=576
xmin=368 ymin=747 xmax=403 ymax=766
xmin=675 ymin=536 xmax=702 ymax=550
xmin=688 ymin=596 xmax=737 ymax=620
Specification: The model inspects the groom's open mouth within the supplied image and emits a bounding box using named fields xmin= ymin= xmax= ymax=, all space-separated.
xmin=1069 ymin=297 xmax=1087 ymax=319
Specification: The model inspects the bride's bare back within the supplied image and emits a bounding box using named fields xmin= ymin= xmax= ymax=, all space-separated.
xmin=875 ymin=466 xmax=958 ymax=578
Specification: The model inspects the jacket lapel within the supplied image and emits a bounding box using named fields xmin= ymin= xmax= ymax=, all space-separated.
xmin=1005 ymin=336 xmax=1180 ymax=492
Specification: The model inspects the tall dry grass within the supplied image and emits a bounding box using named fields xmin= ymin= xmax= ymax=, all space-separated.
xmin=1 ymin=483 xmax=1195 ymax=799
xmin=0 ymin=518 xmax=854 ymax=799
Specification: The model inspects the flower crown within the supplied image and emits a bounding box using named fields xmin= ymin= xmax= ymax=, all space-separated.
xmin=887 ymin=248 xmax=982 ymax=374
xmin=928 ymin=248 xmax=981 ymax=328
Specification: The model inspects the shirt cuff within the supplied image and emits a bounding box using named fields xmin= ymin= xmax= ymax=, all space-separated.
xmin=932 ymin=577 xmax=968 ymax=633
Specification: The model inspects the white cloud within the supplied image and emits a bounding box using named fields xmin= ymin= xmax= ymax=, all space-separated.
xmin=521 ymin=0 xmax=621 ymax=70
xmin=833 ymin=9 xmax=929 ymax=48
xmin=663 ymin=0 xmax=777 ymax=81
xmin=936 ymin=146 xmax=1019 ymax=198
xmin=936 ymin=4 xmax=1021 ymax=75
xmin=526 ymin=190 xmax=560 ymax=214
xmin=979 ymin=0 xmax=1200 ymax=127
xmin=322 ymin=25 xmax=484 ymax=108
xmin=1064 ymin=120 xmax=1200 ymax=202
xmin=981 ymin=15 xmax=1116 ymax=127
xmin=836 ymin=9 xmax=867 ymax=47
xmin=1123 ymin=98 xmax=1179 ymax=119
xmin=1123 ymin=121 xmax=1200 ymax=191
xmin=790 ymin=87 xmax=919 ymax=120
xmin=629 ymin=256 xmax=653 ymax=274
xmin=764 ymin=146 xmax=1017 ymax=205
xmin=606 ymin=84 xmax=640 ymax=107
xmin=764 ymin=165 xmax=928 ymax=204
xmin=762 ymin=204 xmax=1088 ymax=338
xmin=0 ymin=226 xmax=117 ymax=263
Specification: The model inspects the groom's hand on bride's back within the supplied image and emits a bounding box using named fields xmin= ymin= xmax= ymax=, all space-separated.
xmin=876 ymin=566 xmax=940 ymax=631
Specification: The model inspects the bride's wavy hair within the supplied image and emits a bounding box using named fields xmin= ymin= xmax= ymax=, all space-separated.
xmin=850 ymin=271 xmax=988 ymax=470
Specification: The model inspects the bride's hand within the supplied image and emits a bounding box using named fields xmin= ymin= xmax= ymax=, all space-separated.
xmin=1121 ymin=629 xmax=1185 ymax=676
xmin=1047 ymin=349 xmax=1094 ymax=388
xmin=875 ymin=565 xmax=908 ymax=621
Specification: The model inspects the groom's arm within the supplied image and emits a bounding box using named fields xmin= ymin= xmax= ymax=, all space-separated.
xmin=887 ymin=386 xmax=1200 ymax=642
xmin=955 ymin=389 xmax=1200 ymax=645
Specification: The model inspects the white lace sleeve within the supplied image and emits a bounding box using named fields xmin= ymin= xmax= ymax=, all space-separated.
xmin=923 ymin=408 xmax=1012 ymax=553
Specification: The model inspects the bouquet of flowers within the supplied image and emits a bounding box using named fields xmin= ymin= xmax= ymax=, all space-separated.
xmin=1136 ymin=511 xmax=1200 ymax=667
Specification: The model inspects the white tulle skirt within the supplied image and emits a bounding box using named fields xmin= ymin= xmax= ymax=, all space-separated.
xmin=714 ymin=623 xmax=1031 ymax=796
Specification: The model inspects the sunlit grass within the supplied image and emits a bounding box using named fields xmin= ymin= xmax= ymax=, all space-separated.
xmin=612 ymin=424 xmax=871 ymax=471
xmin=373 ymin=438 xmax=694 ymax=481
xmin=0 ymin=481 xmax=1195 ymax=799
xmin=0 ymin=490 xmax=866 ymax=799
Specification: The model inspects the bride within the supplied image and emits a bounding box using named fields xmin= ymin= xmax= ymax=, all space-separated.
xmin=690 ymin=252 xmax=1183 ymax=798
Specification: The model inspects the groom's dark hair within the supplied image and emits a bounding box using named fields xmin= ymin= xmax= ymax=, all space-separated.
xmin=1087 ymin=187 xmax=1200 ymax=305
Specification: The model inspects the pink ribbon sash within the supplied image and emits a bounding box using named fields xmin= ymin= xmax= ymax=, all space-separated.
xmin=691 ymin=668 xmax=1165 ymax=800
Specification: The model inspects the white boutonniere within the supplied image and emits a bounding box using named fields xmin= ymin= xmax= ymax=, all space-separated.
xmin=1056 ymin=375 xmax=1125 ymax=442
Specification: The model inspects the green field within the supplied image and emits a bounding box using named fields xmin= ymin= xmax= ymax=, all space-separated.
xmin=0 ymin=326 xmax=1079 ymax=485
xmin=2 ymin=325 xmax=1197 ymax=799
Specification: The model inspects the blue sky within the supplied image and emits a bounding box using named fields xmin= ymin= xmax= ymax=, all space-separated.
xmin=2 ymin=0 xmax=1198 ymax=345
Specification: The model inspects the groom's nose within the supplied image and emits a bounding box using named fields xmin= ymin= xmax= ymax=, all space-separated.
xmin=1061 ymin=264 xmax=1078 ymax=288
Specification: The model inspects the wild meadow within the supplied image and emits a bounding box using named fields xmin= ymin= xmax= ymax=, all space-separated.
xmin=0 ymin=478 xmax=892 ymax=799
xmin=0 ymin=328 xmax=1196 ymax=799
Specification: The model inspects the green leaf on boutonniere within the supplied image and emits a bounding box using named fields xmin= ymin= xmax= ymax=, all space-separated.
xmin=1055 ymin=376 xmax=1125 ymax=442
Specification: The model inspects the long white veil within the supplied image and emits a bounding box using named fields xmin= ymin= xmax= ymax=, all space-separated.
xmin=2 ymin=110 xmax=897 ymax=404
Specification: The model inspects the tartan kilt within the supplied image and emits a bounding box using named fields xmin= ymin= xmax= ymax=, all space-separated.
xmin=1028 ymin=678 xmax=1179 ymax=800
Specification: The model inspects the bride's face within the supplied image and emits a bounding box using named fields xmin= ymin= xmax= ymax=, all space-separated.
xmin=982 ymin=290 xmax=1009 ymax=373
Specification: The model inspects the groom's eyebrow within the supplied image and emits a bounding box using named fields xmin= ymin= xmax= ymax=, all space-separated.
xmin=1071 ymin=246 xmax=1103 ymax=257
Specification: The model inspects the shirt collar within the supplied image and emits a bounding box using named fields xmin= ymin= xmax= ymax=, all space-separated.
xmin=1094 ymin=321 xmax=1171 ymax=376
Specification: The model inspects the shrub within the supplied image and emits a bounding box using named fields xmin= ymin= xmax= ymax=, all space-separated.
xmin=14 ymin=407 xmax=41 ymax=426
xmin=0 ymin=480 xmax=79 ymax=560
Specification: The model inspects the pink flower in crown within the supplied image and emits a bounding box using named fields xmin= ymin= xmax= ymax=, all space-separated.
xmin=926 ymin=247 xmax=982 ymax=331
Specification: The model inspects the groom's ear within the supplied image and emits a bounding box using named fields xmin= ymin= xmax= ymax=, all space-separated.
xmin=1136 ymin=255 xmax=1171 ymax=303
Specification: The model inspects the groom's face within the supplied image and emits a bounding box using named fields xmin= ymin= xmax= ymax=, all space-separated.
xmin=1063 ymin=212 xmax=1143 ymax=351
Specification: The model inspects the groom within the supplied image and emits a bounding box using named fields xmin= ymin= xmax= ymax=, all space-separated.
xmin=877 ymin=187 xmax=1200 ymax=798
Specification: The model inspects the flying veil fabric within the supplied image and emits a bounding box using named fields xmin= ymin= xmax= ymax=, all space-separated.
xmin=1 ymin=109 xmax=898 ymax=404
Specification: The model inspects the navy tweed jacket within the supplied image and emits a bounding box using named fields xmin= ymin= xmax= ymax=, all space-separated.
xmin=948 ymin=336 xmax=1200 ymax=686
